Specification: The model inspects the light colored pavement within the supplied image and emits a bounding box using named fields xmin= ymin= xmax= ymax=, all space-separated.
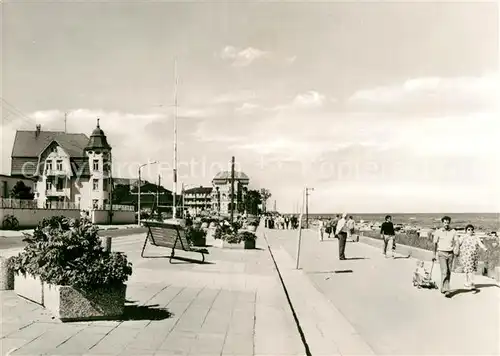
xmin=1 ymin=231 xmax=305 ymax=356
xmin=265 ymin=227 xmax=500 ymax=355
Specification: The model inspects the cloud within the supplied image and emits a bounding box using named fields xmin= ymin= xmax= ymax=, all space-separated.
xmin=219 ymin=46 xmax=268 ymax=67
xmin=348 ymin=73 xmax=498 ymax=114
xmin=291 ymin=91 xmax=326 ymax=109
xmin=212 ymin=90 xmax=257 ymax=104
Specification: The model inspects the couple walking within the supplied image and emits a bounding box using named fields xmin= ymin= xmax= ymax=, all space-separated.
xmin=433 ymin=216 xmax=487 ymax=297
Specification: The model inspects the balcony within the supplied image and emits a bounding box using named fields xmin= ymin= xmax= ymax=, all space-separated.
xmin=46 ymin=188 xmax=67 ymax=197
xmin=45 ymin=169 xmax=68 ymax=177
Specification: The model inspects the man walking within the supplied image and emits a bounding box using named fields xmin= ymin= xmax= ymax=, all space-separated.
xmin=381 ymin=215 xmax=396 ymax=258
xmin=433 ymin=216 xmax=457 ymax=298
xmin=335 ymin=213 xmax=348 ymax=260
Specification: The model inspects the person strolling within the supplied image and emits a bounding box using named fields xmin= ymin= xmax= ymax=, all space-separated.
xmin=457 ymin=224 xmax=488 ymax=290
xmin=318 ymin=217 xmax=325 ymax=241
xmin=433 ymin=216 xmax=458 ymax=298
xmin=335 ymin=213 xmax=348 ymax=260
xmin=381 ymin=215 xmax=396 ymax=258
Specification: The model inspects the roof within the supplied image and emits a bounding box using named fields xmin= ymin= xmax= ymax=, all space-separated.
xmin=85 ymin=120 xmax=111 ymax=151
xmin=184 ymin=186 xmax=213 ymax=194
xmin=12 ymin=130 xmax=89 ymax=158
xmin=212 ymin=171 xmax=249 ymax=181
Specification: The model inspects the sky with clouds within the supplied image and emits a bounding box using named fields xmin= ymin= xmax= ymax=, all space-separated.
xmin=1 ymin=1 xmax=499 ymax=213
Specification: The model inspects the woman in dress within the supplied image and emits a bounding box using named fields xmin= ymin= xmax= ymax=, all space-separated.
xmin=457 ymin=224 xmax=488 ymax=289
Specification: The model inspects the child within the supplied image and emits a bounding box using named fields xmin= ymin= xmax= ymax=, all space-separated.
xmin=413 ymin=260 xmax=429 ymax=285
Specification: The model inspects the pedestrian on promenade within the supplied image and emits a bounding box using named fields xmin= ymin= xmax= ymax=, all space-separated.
xmin=335 ymin=213 xmax=348 ymax=260
xmin=332 ymin=215 xmax=340 ymax=238
xmin=318 ymin=217 xmax=325 ymax=241
xmin=432 ymin=216 xmax=458 ymax=298
xmin=346 ymin=216 xmax=356 ymax=241
xmin=381 ymin=215 xmax=396 ymax=258
xmin=285 ymin=216 xmax=290 ymax=230
xmin=456 ymin=224 xmax=488 ymax=290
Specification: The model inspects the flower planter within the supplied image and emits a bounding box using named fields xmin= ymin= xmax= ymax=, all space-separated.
xmin=247 ymin=225 xmax=257 ymax=232
xmin=201 ymin=222 xmax=209 ymax=229
xmin=209 ymin=222 xmax=216 ymax=229
xmin=222 ymin=241 xmax=244 ymax=249
xmin=0 ymin=257 xmax=14 ymax=291
xmin=192 ymin=237 xmax=206 ymax=247
xmin=244 ymin=240 xmax=256 ymax=250
xmin=43 ymin=283 xmax=126 ymax=322
xmin=14 ymin=273 xmax=44 ymax=305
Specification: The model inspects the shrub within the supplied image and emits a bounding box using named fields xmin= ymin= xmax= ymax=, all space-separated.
xmin=185 ymin=226 xmax=207 ymax=246
xmin=10 ymin=216 xmax=132 ymax=290
xmin=238 ymin=231 xmax=257 ymax=242
xmin=223 ymin=233 xmax=241 ymax=244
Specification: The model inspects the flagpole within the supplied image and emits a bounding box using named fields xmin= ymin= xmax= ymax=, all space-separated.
xmin=172 ymin=59 xmax=178 ymax=219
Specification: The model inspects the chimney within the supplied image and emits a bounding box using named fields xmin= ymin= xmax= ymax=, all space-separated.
xmin=35 ymin=124 xmax=41 ymax=138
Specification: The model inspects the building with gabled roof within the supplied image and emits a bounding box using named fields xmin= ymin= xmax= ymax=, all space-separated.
xmin=10 ymin=121 xmax=113 ymax=210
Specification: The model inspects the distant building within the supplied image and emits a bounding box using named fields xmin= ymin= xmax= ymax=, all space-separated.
xmin=10 ymin=121 xmax=112 ymax=210
xmin=211 ymin=171 xmax=249 ymax=215
xmin=183 ymin=186 xmax=212 ymax=216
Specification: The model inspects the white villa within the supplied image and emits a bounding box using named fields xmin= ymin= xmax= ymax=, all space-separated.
xmin=10 ymin=121 xmax=112 ymax=210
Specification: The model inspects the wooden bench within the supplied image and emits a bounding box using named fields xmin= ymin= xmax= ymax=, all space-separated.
xmin=141 ymin=221 xmax=209 ymax=263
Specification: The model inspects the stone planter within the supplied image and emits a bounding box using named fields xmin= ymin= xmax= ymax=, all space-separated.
xmin=0 ymin=257 xmax=14 ymax=291
xmin=14 ymin=273 xmax=44 ymax=305
xmin=213 ymin=239 xmax=224 ymax=248
xmin=43 ymin=283 xmax=127 ymax=322
xmin=247 ymin=225 xmax=257 ymax=232
xmin=222 ymin=241 xmax=243 ymax=249
xmin=192 ymin=237 xmax=206 ymax=247
xmin=244 ymin=240 xmax=256 ymax=250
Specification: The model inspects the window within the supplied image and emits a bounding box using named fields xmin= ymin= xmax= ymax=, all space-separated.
xmin=93 ymin=179 xmax=99 ymax=191
xmin=46 ymin=160 xmax=53 ymax=171
xmin=93 ymin=159 xmax=99 ymax=171
xmin=92 ymin=199 xmax=99 ymax=209
xmin=103 ymin=179 xmax=108 ymax=191
xmin=56 ymin=160 xmax=63 ymax=171
xmin=46 ymin=180 xmax=53 ymax=190
xmin=56 ymin=180 xmax=64 ymax=191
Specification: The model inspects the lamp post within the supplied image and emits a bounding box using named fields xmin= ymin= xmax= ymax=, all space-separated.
xmin=137 ymin=161 xmax=158 ymax=226
xmin=305 ymin=187 xmax=314 ymax=229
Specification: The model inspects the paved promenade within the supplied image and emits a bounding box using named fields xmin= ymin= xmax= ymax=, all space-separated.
xmin=1 ymin=231 xmax=304 ymax=356
xmin=265 ymin=228 xmax=500 ymax=355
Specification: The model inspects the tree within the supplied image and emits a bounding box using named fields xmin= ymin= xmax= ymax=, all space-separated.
xmin=245 ymin=190 xmax=262 ymax=215
xmin=10 ymin=181 xmax=34 ymax=200
xmin=259 ymin=188 xmax=272 ymax=213
xmin=112 ymin=184 xmax=131 ymax=205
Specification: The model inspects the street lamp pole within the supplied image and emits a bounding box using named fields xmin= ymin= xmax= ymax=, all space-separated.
xmin=137 ymin=161 xmax=158 ymax=226
xmin=305 ymin=187 xmax=314 ymax=229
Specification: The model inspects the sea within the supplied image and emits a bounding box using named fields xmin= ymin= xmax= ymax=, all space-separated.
xmin=305 ymin=213 xmax=500 ymax=232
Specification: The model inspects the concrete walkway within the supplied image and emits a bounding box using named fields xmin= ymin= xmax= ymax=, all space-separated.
xmin=265 ymin=228 xmax=500 ymax=355
xmin=1 ymin=232 xmax=305 ymax=356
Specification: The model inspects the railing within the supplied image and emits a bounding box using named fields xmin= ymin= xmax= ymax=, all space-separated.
xmin=104 ymin=204 xmax=135 ymax=211
xmin=0 ymin=198 xmax=79 ymax=210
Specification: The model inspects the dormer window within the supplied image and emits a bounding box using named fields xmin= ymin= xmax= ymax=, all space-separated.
xmin=93 ymin=159 xmax=99 ymax=171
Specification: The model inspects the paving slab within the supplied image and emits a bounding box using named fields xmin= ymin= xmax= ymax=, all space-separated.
xmin=1 ymin=232 xmax=305 ymax=356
